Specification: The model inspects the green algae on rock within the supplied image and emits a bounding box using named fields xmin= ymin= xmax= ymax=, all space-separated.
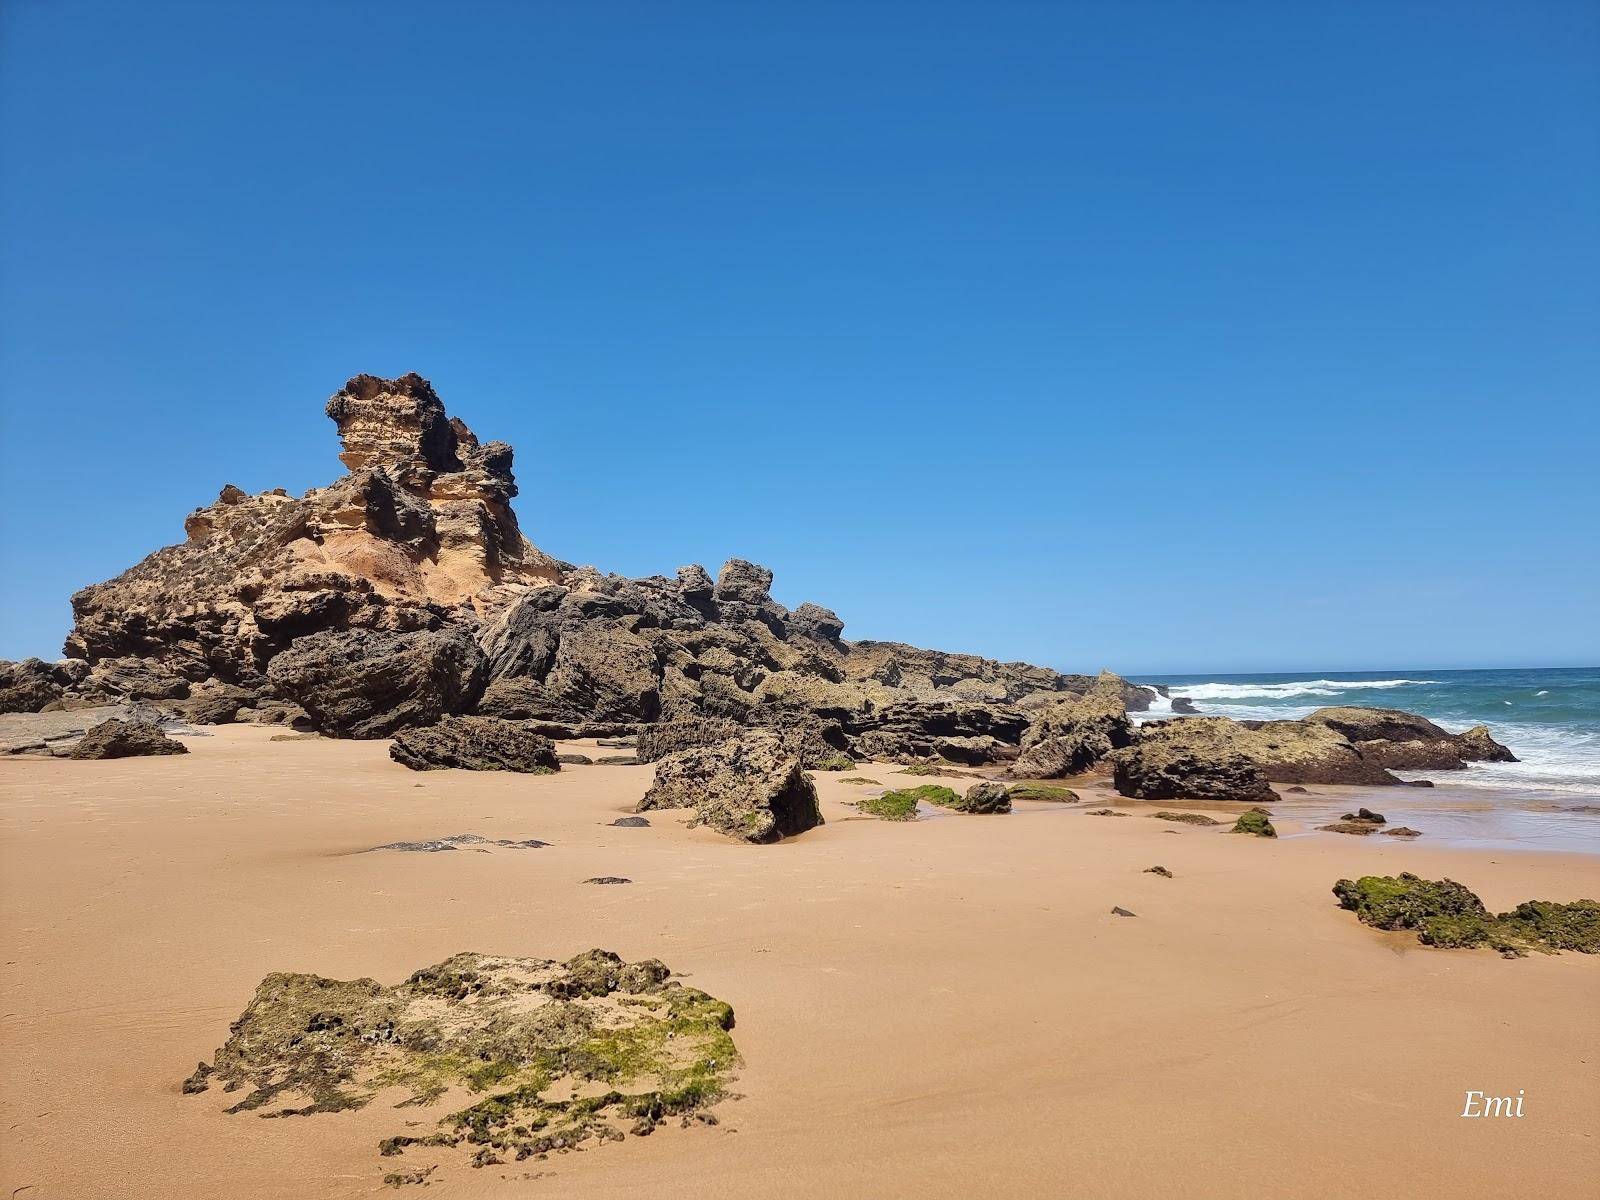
xmin=1231 ymin=808 xmax=1276 ymax=837
xmin=185 ymin=951 xmax=738 ymax=1173
xmin=1150 ymin=811 xmax=1220 ymax=826
xmin=1005 ymin=782 xmax=1079 ymax=804
xmin=857 ymin=784 xmax=956 ymax=820
xmin=1332 ymin=873 xmax=1600 ymax=956
xmin=932 ymin=782 xmax=1011 ymax=814
xmin=838 ymin=776 xmax=881 ymax=785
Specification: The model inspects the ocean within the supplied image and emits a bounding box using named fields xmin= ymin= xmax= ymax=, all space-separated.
xmin=1129 ymin=667 xmax=1600 ymax=801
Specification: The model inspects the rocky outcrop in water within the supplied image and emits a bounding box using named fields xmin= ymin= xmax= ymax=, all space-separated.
xmin=1304 ymin=706 xmax=1516 ymax=770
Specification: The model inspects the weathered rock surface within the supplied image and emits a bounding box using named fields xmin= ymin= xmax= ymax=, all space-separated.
xmin=951 ymin=781 xmax=1012 ymax=814
xmin=636 ymin=732 xmax=822 ymax=842
xmin=1113 ymin=723 xmax=1280 ymax=803
xmin=1009 ymin=671 xmax=1134 ymax=778
xmin=1305 ymin=706 xmax=1516 ymax=769
xmin=68 ymin=718 xmax=188 ymax=759
xmin=184 ymin=950 xmax=737 ymax=1167
xmin=266 ymin=626 xmax=486 ymax=738
xmin=389 ymin=716 xmax=560 ymax=772
xmin=0 ymin=657 xmax=82 ymax=713
xmin=1333 ymin=873 xmax=1599 ymax=955
xmin=636 ymin=717 xmax=743 ymax=764
xmin=1232 ymin=808 xmax=1277 ymax=837
xmin=1115 ymin=715 xmax=1396 ymax=796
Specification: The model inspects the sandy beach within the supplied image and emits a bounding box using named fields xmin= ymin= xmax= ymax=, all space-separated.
xmin=1 ymin=726 xmax=1595 ymax=1199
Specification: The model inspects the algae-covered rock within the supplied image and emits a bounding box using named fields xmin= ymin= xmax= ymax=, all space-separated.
xmin=1381 ymin=826 xmax=1423 ymax=838
xmin=1231 ymin=808 xmax=1276 ymax=837
xmin=187 ymin=950 xmax=737 ymax=1170
xmin=1149 ymin=811 xmax=1220 ymax=826
xmin=68 ymin=718 xmax=188 ymax=759
xmin=389 ymin=716 xmax=560 ymax=773
xmin=1332 ymin=874 xmax=1600 ymax=956
xmin=859 ymin=784 xmax=955 ymax=820
xmin=945 ymin=782 xmax=1012 ymax=814
xmin=1006 ymin=782 xmax=1079 ymax=803
xmin=636 ymin=731 xmax=821 ymax=843
xmin=857 ymin=792 xmax=919 ymax=820
xmin=1319 ymin=821 xmax=1378 ymax=836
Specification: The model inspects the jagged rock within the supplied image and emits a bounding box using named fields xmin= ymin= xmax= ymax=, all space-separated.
xmin=389 ymin=716 xmax=560 ymax=772
xmin=266 ymin=625 xmax=487 ymax=738
xmin=636 ymin=732 xmax=822 ymax=843
xmin=1333 ymin=873 xmax=1600 ymax=955
xmin=951 ymin=782 xmax=1012 ymax=814
xmin=1341 ymin=807 xmax=1386 ymax=825
xmin=558 ymin=753 xmax=593 ymax=765
xmin=0 ymin=658 xmax=68 ymax=713
xmin=1305 ymin=706 xmax=1516 ymax=768
xmin=713 ymin=559 xmax=774 ymax=604
xmin=1010 ymin=671 xmax=1135 ymax=778
xmin=635 ymin=717 xmax=742 ymax=764
xmin=68 ymin=718 xmax=188 ymax=759
xmin=845 ymin=699 xmax=1029 ymax=764
xmin=788 ymin=603 xmax=844 ymax=644
xmin=1113 ymin=727 xmax=1280 ymax=803
xmin=1170 ymin=696 xmax=1199 ymax=714
xmin=676 ymin=564 xmax=714 ymax=601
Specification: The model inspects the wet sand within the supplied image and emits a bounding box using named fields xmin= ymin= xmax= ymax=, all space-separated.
xmin=2 ymin=726 xmax=1596 ymax=1199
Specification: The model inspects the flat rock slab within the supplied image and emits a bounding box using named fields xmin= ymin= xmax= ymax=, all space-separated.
xmin=0 ymin=704 xmax=183 ymax=755
xmin=370 ymin=834 xmax=550 ymax=853
xmin=610 ymin=816 xmax=651 ymax=827
xmin=584 ymin=876 xmax=632 ymax=885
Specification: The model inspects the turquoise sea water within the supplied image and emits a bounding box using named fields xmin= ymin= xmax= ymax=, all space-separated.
xmin=1130 ymin=667 xmax=1600 ymax=800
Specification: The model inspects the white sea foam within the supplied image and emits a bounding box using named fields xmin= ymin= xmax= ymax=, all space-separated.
xmin=1163 ymin=678 xmax=1436 ymax=702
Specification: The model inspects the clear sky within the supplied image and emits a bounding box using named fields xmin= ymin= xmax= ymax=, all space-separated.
xmin=1 ymin=0 xmax=1596 ymax=675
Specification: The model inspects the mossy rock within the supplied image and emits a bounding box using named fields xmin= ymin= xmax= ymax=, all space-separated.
xmin=1319 ymin=820 xmax=1378 ymax=836
xmin=1006 ymin=783 xmax=1079 ymax=804
xmin=936 ymin=782 xmax=1011 ymax=815
xmin=1332 ymin=873 xmax=1600 ymax=956
xmin=811 ymin=754 xmax=857 ymax=771
xmin=859 ymin=784 xmax=957 ymax=820
xmin=1232 ymin=808 xmax=1276 ymax=837
xmin=184 ymin=950 xmax=738 ymax=1170
xmin=1150 ymin=811 xmax=1220 ymax=826
xmin=839 ymin=776 xmax=881 ymax=786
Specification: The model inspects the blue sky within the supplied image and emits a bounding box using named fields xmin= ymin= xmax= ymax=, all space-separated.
xmin=1 ymin=0 xmax=1596 ymax=675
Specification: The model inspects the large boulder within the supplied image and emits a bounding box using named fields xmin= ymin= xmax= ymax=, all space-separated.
xmin=389 ymin=716 xmax=560 ymax=772
xmin=636 ymin=731 xmax=822 ymax=843
xmin=1304 ymin=706 xmax=1516 ymax=769
xmin=1009 ymin=671 xmax=1135 ymax=778
xmin=1123 ymin=715 xmax=1398 ymax=789
xmin=1113 ymin=724 xmax=1280 ymax=803
xmin=844 ymin=699 xmax=1029 ymax=764
xmin=0 ymin=659 xmax=67 ymax=713
xmin=713 ymin=559 xmax=774 ymax=604
xmin=68 ymin=718 xmax=188 ymax=760
xmin=266 ymin=625 xmax=487 ymax=738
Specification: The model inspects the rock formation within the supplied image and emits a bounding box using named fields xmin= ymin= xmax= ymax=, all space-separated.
xmin=636 ymin=732 xmax=823 ymax=842
xmin=67 ymin=717 xmax=188 ymax=759
xmin=1304 ymin=706 xmax=1516 ymax=769
xmin=389 ymin=716 xmax=560 ymax=772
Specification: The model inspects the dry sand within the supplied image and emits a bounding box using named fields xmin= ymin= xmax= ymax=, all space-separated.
xmin=2 ymin=726 xmax=1596 ymax=1199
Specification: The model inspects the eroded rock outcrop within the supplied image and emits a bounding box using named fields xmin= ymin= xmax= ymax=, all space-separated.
xmin=636 ymin=732 xmax=822 ymax=842
xmin=389 ymin=716 xmax=560 ymax=772
xmin=1009 ymin=671 xmax=1135 ymax=778
xmin=1304 ymin=706 xmax=1516 ymax=770
xmin=266 ymin=625 xmax=486 ymax=738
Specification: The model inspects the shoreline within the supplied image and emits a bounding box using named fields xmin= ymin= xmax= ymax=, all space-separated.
xmin=3 ymin=725 xmax=1596 ymax=1199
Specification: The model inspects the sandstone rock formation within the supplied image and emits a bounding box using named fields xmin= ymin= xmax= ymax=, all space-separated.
xmin=1114 ymin=715 xmax=1396 ymax=797
xmin=1008 ymin=671 xmax=1135 ymax=778
xmin=389 ymin=716 xmax=560 ymax=772
xmin=1113 ymin=723 xmax=1281 ymax=803
xmin=636 ymin=732 xmax=822 ymax=842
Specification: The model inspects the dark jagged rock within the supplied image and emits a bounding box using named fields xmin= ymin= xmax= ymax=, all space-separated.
xmin=0 ymin=657 xmax=78 ymax=713
xmin=1341 ymin=807 xmax=1386 ymax=825
xmin=558 ymin=753 xmax=593 ymax=765
xmin=67 ymin=717 xmax=189 ymax=759
xmin=1144 ymin=865 xmax=1174 ymax=877
xmin=636 ymin=732 xmax=822 ymax=843
xmin=1009 ymin=671 xmax=1135 ymax=779
xmin=1382 ymin=826 xmax=1423 ymax=838
xmin=611 ymin=816 xmax=650 ymax=827
xmin=945 ymin=781 xmax=1012 ymax=814
xmin=389 ymin=717 xmax=560 ymax=773
xmin=788 ymin=603 xmax=844 ymax=644
xmin=1113 ymin=728 xmax=1280 ymax=804
xmin=1170 ymin=696 xmax=1198 ymax=714
xmin=267 ymin=625 xmax=487 ymax=738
